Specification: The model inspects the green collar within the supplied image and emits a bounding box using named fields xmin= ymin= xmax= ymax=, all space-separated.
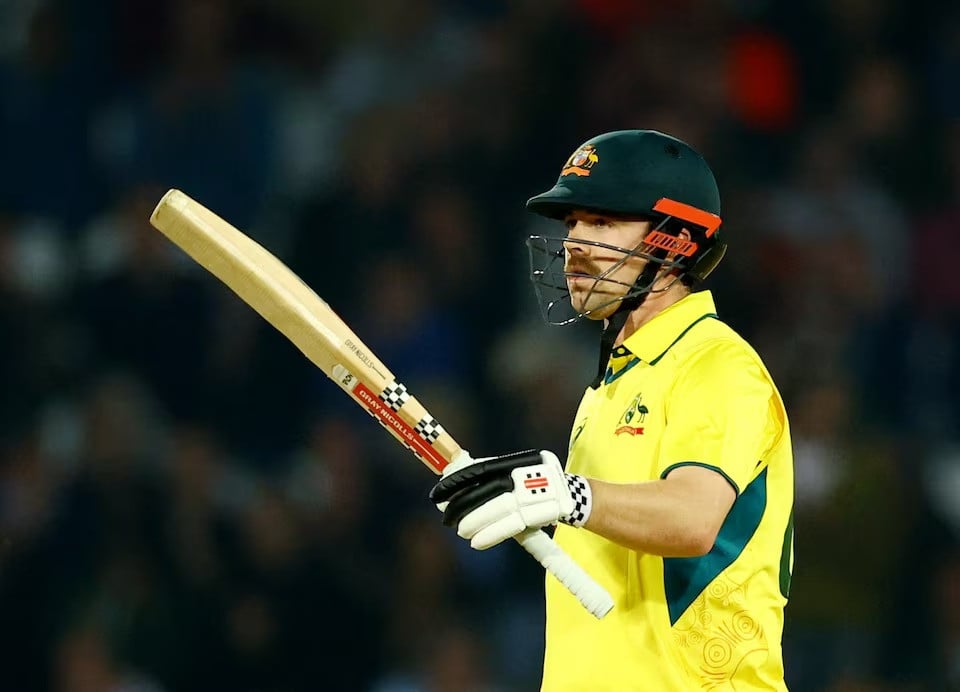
xmin=621 ymin=290 xmax=719 ymax=365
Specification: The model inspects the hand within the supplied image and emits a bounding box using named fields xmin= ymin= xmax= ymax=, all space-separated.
xmin=429 ymin=450 xmax=593 ymax=550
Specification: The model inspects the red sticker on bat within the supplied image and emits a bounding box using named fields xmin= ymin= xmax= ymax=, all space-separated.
xmin=351 ymin=380 xmax=448 ymax=473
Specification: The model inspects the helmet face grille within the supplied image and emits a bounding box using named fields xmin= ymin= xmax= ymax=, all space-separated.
xmin=525 ymin=234 xmax=685 ymax=326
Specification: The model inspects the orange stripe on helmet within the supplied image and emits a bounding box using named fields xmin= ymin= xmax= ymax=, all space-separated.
xmin=644 ymin=230 xmax=698 ymax=257
xmin=653 ymin=198 xmax=722 ymax=237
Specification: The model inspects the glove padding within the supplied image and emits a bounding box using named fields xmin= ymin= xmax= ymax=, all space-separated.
xmin=430 ymin=450 xmax=589 ymax=550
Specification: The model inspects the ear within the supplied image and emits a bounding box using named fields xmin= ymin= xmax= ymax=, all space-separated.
xmin=658 ymin=227 xmax=694 ymax=285
xmin=664 ymin=227 xmax=693 ymax=263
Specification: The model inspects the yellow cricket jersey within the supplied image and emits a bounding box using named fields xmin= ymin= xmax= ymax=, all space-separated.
xmin=542 ymin=291 xmax=794 ymax=691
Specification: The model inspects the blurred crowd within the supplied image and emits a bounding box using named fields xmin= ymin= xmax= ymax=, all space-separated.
xmin=0 ymin=0 xmax=958 ymax=690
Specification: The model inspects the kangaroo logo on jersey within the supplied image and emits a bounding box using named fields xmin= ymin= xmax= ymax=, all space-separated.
xmin=615 ymin=394 xmax=648 ymax=436
xmin=561 ymin=144 xmax=599 ymax=177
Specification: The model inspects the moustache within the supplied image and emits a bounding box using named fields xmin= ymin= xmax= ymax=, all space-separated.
xmin=564 ymin=263 xmax=599 ymax=277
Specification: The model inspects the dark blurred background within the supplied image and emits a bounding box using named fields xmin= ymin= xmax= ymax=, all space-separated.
xmin=0 ymin=0 xmax=957 ymax=690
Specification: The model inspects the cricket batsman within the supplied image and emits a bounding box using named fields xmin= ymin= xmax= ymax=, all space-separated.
xmin=430 ymin=130 xmax=794 ymax=690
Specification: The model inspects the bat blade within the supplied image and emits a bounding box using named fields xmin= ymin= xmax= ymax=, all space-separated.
xmin=149 ymin=189 xmax=614 ymax=618
xmin=150 ymin=189 xmax=450 ymax=473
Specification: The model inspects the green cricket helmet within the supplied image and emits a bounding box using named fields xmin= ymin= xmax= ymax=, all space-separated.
xmin=525 ymin=130 xmax=727 ymax=325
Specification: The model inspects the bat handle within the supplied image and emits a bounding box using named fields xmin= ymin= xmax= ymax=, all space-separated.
xmin=514 ymin=528 xmax=614 ymax=619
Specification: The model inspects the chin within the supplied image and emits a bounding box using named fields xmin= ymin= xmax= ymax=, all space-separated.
xmin=575 ymin=298 xmax=620 ymax=321
xmin=588 ymin=305 xmax=620 ymax=320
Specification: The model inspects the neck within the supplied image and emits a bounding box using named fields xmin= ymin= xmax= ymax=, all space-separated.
xmin=612 ymin=280 xmax=689 ymax=346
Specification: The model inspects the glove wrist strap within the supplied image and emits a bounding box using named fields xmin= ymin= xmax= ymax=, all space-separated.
xmin=562 ymin=474 xmax=593 ymax=528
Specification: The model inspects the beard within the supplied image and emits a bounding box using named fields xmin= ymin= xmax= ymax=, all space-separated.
xmin=567 ymin=274 xmax=626 ymax=319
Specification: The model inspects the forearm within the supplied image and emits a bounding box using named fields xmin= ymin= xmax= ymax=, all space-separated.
xmin=430 ymin=449 xmax=734 ymax=557
xmin=583 ymin=477 xmax=726 ymax=557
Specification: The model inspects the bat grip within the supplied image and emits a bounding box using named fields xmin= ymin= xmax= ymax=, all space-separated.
xmin=514 ymin=528 xmax=614 ymax=619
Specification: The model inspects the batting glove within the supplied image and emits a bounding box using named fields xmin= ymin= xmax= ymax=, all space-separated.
xmin=429 ymin=450 xmax=593 ymax=550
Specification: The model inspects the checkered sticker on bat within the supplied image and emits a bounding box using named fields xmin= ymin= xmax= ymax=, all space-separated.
xmin=415 ymin=416 xmax=444 ymax=443
xmin=380 ymin=381 xmax=411 ymax=411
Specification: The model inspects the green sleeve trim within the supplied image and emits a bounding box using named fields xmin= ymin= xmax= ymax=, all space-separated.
xmin=660 ymin=461 xmax=740 ymax=496
xmin=779 ymin=507 xmax=794 ymax=598
xmin=663 ymin=468 xmax=768 ymax=625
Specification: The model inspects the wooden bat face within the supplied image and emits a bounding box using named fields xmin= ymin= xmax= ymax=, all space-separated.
xmin=149 ymin=189 xmax=458 ymax=473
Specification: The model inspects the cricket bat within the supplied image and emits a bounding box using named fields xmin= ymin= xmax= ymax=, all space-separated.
xmin=149 ymin=189 xmax=614 ymax=619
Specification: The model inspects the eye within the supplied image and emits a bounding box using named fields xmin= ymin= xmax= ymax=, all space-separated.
xmin=591 ymin=217 xmax=610 ymax=228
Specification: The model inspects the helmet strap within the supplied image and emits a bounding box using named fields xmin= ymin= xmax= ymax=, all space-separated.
xmin=590 ymin=260 xmax=660 ymax=388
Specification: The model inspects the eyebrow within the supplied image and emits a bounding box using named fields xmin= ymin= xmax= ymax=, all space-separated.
xmin=565 ymin=213 xmax=652 ymax=223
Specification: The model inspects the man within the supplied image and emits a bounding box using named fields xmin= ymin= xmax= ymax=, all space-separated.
xmin=430 ymin=130 xmax=794 ymax=690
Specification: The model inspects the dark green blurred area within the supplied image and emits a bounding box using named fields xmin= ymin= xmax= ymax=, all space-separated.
xmin=0 ymin=1 xmax=958 ymax=690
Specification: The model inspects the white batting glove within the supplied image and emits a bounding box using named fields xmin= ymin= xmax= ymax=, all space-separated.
xmin=429 ymin=450 xmax=593 ymax=550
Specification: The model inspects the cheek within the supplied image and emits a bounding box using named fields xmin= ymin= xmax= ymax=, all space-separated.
xmin=609 ymin=254 xmax=646 ymax=278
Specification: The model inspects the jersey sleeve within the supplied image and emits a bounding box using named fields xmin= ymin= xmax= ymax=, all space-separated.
xmin=656 ymin=340 xmax=781 ymax=495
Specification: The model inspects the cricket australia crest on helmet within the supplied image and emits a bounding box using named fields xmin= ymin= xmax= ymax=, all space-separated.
xmin=561 ymin=144 xmax=599 ymax=177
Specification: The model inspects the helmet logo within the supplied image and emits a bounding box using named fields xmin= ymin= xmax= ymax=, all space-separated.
xmin=561 ymin=144 xmax=599 ymax=177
